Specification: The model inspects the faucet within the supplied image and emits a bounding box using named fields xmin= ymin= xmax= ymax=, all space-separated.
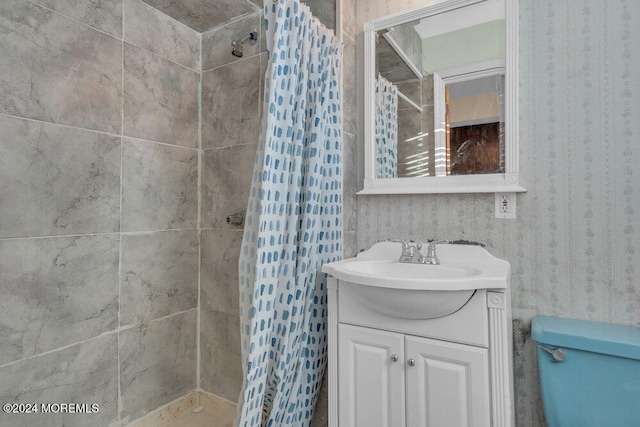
xmin=387 ymin=238 xmax=415 ymax=263
xmin=388 ymin=239 xmax=444 ymax=264
xmin=423 ymin=240 xmax=449 ymax=265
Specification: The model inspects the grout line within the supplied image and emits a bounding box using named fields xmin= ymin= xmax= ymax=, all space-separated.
xmin=196 ymin=30 xmax=203 ymax=390
xmin=123 ymin=40 xmax=201 ymax=73
xmin=0 ymin=116 xmax=197 ymax=151
xmin=0 ymin=229 xmax=199 ymax=242
xmin=0 ymin=329 xmax=119 ymax=369
xmin=121 ymin=134 xmax=199 ymax=151
xmin=201 ymin=140 xmax=259 ymax=153
xmin=130 ymin=0 xmax=202 ymax=38
xmin=0 ymin=232 xmax=121 ymax=242
xmin=0 ymin=308 xmax=199 ymax=370
xmin=201 ymin=50 xmax=264 ymax=73
xmin=0 ymin=113 xmax=122 ymax=138
xmin=200 ymin=10 xmax=262 ymax=39
xmin=118 ymin=6 xmax=125 ymax=420
xmin=133 ymin=307 xmax=198 ymax=327
xmin=26 ymin=0 xmax=122 ymax=40
xmin=343 ymin=32 xmax=356 ymax=44
xmin=336 ymin=0 xmax=343 ymax=42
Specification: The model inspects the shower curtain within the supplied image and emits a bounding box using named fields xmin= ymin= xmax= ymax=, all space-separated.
xmin=236 ymin=0 xmax=342 ymax=425
xmin=375 ymin=74 xmax=398 ymax=178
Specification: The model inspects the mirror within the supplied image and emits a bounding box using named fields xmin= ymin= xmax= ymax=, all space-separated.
xmin=361 ymin=0 xmax=525 ymax=194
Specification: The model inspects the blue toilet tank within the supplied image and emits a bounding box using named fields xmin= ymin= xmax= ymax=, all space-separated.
xmin=532 ymin=315 xmax=640 ymax=427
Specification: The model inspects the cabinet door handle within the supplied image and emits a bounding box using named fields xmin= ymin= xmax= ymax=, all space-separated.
xmin=407 ymin=358 xmax=416 ymax=367
xmin=390 ymin=354 xmax=399 ymax=362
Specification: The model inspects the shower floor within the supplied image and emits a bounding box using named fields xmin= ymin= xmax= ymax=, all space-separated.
xmin=128 ymin=391 xmax=235 ymax=427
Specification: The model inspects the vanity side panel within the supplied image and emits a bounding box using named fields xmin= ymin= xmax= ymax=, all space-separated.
xmin=327 ymin=276 xmax=339 ymax=427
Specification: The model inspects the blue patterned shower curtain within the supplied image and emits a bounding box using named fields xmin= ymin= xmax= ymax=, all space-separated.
xmin=235 ymin=0 xmax=342 ymax=425
xmin=375 ymin=74 xmax=398 ymax=178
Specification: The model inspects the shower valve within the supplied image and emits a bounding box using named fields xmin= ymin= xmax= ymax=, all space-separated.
xmin=227 ymin=213 xmax=244 ymax=226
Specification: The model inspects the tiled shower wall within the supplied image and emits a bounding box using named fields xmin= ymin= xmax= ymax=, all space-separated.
xmin=352 ymin=0 xmax=640 ymax=425
xmin=198 ymin=11 xmax=265 ymax=402
xmin=0 ymin=0 xmax=200 ymax=425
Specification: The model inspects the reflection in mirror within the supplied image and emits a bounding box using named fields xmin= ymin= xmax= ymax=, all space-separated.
xmin=362 ymin=0 xmax=524 ymax=194
xmin=446 ymin=74 xmax=504 ymax=176
xmin=375 ymin=0 xmax=505 ymax=179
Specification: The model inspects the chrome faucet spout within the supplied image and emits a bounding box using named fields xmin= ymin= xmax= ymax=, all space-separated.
xmin=387 ymin=238 xmax=414 ymax=263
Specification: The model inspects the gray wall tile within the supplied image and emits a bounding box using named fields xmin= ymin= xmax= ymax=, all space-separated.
xmin=343 ymin=132 xmax=357 ymax=233
xmin=121 ymin=230 xmax=199 ymax=326
xmin=343 ymin=231 xmax=357 ymax=258
xmin=30 ymin=0 xmax=123 ymax=38
xmin=201 ymin=144 xmax=257 ymax=229
xmin=202 ymin=13 xmax=262 ymax=71
xmin=122 ymin=138 xmax=198 ymax=232
xmin=259 ymin=52 xmax=269 ymax=116
xmin=201 ymin=56 xmax=261 ymax=149
xmin=0 ymin=116 xmax=120 ymax=238
xmin=0 ymin=235 xmax=119 ymax=365
xmin=140 ymin=0 xmax=259 ymax=33
xmin=120 ymin=310 xmax=197 ymax=421
xmin=342 ymin=0 xmax=357 ymax=38
xmin=306 ymin=0 xmax=336 ymax=30
xmin=0 ymin=334 xmax=118 ymax=427
xmin=0 ymin=0 xmax=122 ymax=134
xmin=123 ymin=43 xmax=198 ymax=147
xmin=201 ymin=229 xmax=242 ymax=317
xmin=124 ymin=0 xmax=200 ymax=70
xmin=200 ymin=310 xmax=242 ymax=401
xmin=343 ymin=35 xmax=357 ymax=135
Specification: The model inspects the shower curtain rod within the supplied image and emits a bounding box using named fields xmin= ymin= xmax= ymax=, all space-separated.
xmin=397 ymin=90 xmax=423 ymax=112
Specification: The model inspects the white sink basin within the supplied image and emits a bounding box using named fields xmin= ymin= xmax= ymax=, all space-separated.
xmin=342 ymin=260 xmax=481 ymax=280
xmin=322 ymin=241 xmax=510 ymax=319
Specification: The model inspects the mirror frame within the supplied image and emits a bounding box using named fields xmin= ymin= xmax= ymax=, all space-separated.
xmin=360 ymin=0 xmax=525 ymax=194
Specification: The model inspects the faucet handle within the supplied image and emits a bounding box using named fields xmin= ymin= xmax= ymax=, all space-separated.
xmin=427 ymin=239 xmax=449 ymax=251
xmin=387 ymin=238 xmax=406 ymax=243
xmin=424 ymin=240 xmax=449 ymax=265
xmin=387 ymin=238 xmax=413 ymax=262
xmin=387 ymin=238 xmax=409 ymax=250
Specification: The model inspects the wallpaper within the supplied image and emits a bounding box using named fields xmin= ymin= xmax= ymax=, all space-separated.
xmin=355 ymin=0 xmax=640 ymax=425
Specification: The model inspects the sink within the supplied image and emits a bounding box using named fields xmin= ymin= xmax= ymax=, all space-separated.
xmin=342 ymin=260 xmax=481 ymax=280
xmin=344 ymin=283 xmax=476 ymax=319
xmin=322 ymin=241 xmax=510 ymax=319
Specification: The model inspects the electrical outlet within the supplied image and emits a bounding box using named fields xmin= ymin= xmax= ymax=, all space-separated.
xmin=495 ymin=192 xmax=516 ymax=219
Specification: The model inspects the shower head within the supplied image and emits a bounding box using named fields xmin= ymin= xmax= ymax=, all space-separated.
xmin=231 ymin=31 xmax=259 ymax=58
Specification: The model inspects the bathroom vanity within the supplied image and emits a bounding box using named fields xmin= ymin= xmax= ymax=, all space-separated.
xmin=322 ymin=242 xmax=514 ymax=427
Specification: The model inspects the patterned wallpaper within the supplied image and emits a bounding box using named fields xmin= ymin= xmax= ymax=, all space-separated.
xmin=355 ymin=0 xmax=640 ymax=424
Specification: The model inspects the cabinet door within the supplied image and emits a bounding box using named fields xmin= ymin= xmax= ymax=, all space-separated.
xmin=338 ymin=324 xmax=405 ymax=427
xmin=405 ymin=336 xmax=490 ymax=427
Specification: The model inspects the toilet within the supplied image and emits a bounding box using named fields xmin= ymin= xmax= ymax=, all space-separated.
xmin=532 ymin=315 xmax=640 ymax=427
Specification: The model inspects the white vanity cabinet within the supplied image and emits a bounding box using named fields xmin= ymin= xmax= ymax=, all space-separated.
xmin=338 ymin=324 xmax=490 ymax=427
xmin=323 ymin=242 xmax=515 ymax=427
